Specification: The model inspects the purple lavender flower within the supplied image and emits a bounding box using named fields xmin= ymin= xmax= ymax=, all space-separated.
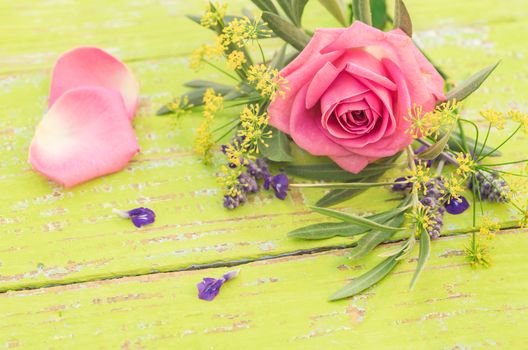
xmin=238 ymin=173 xmax=259 ymax=193
xmin=444 ymin=196 xmax=470 ymax=215
xmin=246 ymin=158 xmax=271 ymax=180
xmin=223 ymin=190 xmax=247 ymax=210
xmin=468 ymin=171 xmax=510 ymax=203
xmin=197 ymin=270 xmax=239 ymax=301
xmin=392 ymin=177 xmax=412 ymax=191
xmin=270 ymin=173 xmax=289 ymax=200
xmin=113 ymin=207 xmax=156 ymax=228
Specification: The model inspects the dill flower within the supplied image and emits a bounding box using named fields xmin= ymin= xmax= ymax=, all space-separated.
xmin=193 ymin=89 xmax=225 ymax=164
xmin=226 ymin=50 xmax=247 ymax=70
xmin=190 ymin=44 xmax=224 ymax=71
xmin=405 ymin=203 xmax=436 ymax=235
xmin=237 ymin=104 xmax=272 ymax=152
xmin=405 ymin=100 xmax=460 ymax=139
xmin=439 ymin=175 xmax=466 ymax=203
xmin=465 ymin=240 xmax=491 ymax=268
xmin=479 ymin=216 xmax=500 ymax=239
xmin=508 ymin=109 xmax=528 ymax=132
xmin=247 ymin=64 xmax=288 ymax=101
xmin=407 ymin=161 xmax=432 ymax=195
xmin=480 ymin=109 xmax=505 ymax=130
xmin=166 ymin=95 xmax=192 ymax=118
xmin=200 ymin=2 xmax=227 ymax=28
xmin=222 ymin=139 xmax=248 ymax=168
xmin=454 ymin=152 xmax=476 ymax=177
xmin=220 ymin=15 xmax=272 ymax=48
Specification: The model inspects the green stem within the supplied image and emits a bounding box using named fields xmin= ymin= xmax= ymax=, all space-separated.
xmin=478 ymin=124 xmax=522 ymax=161
xmin=212 ymin=118 xmax=240 ymax=133
xmin=215 ymin=123 xmax=239 ymax=143
xmin=203 ymin=60 xmax=240 ymax=82
xmin=481 ymin=159 xmax=528 ymax=167
xmin=477 ymin=124 xmax=491 ymax=159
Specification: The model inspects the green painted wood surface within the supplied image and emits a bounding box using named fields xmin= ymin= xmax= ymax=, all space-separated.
xmin=1 ymin=0 xmax=528 ymax=293
xmin=1 ymin=1 xmax=528 ymax=348
xmin=1 ymin=229 xmax=527 ymax=349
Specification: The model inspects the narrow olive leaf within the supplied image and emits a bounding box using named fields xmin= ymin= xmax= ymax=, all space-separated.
xmin=292 ymin=0 xmax=310 ymax=26
xmin=318 ymin=0 xmax=348 ymax=26
xmin=370 ymin=0 xmax=388 ymax=29
xmin=262 ymin=12 xmax=311 ymax=51
xmin=250 ymin=0 xmax=279 ymax=14
xmin=285 ymin=162 xmax=394 ymax=182
xmin=289 ymin=206 xmax=407 ymax=240
xmin=309 ymin=206 xmax=404 ymax=232
xmin=329 ymin=253 xmax=401 ymax=301
xmin=288 ymin=222 xmax=370 ymax=240
xmin=418 ymin=127 xmax=453 ymax=160
xmin=448 ymin=131 xmax=501 ymax=157
xmin=270 ymin=44 xmax=288 ymax=69
xmin=409 ymin=229 xmax=431 ymax=289
xmin=393 ymin=0 xmax=412 ymax=36
xmin=292 ymin=181 xmax=401 ymax=189
xmin=184 ymin=80 xmax=235 ymax=90
xmin=347 ymin=214 xmax=404 ymax=260
xmin=352 ymin=0 xmax=372 ymax=25
xmin=315 ymin=175 xmax=382 ymax=207
xmin=444 ymin=61 xmax=500 ymax=103
xmin=259 ymin=126 xmax=294 ymax=162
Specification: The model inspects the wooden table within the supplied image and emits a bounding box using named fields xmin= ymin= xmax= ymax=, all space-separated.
xmin=1 ymin=0 xmax=527 ymax=348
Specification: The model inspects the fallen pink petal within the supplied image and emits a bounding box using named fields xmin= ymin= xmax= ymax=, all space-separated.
xmin=49 ymin=46 xmax=140 ymax=119
xmin=29 ymin=86 xmax=139 ymax=187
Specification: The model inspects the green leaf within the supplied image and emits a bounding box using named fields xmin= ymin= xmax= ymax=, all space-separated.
xmin=259 ymin=126 xmax=294 ymax=162
xmin=352 ymin=0 xmax=372 ymax=25
xmin=393 ymin=0 xmax=412 ymax=36
xmin=288 ymin=222 xmax=370 ymax=240
xmin=289 ymin=207 xmax=407 ymax=240
xmin=309 ymin=207 xmax=404 ymax=232
xmin=370 ymin=0 xmax=387 ymax=30
xmin=329 ymin=253 xmax=401 ymax=301
xmin=184 ymin=80 xmax=235 ymax=90
xmin=318 ymin=0 xmax=348 ymax=26
xmin=249 ymin=0 xmax=279 ymax=14
xmin=444 ymin=61 xmax=500 ymax=103
xmin=418 ymin=127 xmax=453 ymax=160
xmin=262 ymin=12 xmax=311 ymax=51
xmin=270 ymin=44 xmax=288 ymax=69
xmin=292 ymin=0 xmax=310 ymax=26
xmin=409 ymin=229 xmax=431 ymax=289
xmin=347 ymin=214 xmax=404 ymax=260
xmin=285 ymin=162 xmax=395 ymax=182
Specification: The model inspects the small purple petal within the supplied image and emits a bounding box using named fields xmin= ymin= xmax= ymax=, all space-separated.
xmin=127 ymin=207 xmax=156 ymax=228
xmin=238 ymin=173 xmax=259 ymax=193
xmin=270 ymin=173 xmax=289 ymax=200
xmin=197 ymin=270 xmax=239 ymax=301
xmin=444 ymin=196 xmax=470 ymax=215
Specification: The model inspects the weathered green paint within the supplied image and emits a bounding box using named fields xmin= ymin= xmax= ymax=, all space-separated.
xmin=0 ymin=2 xmax=527 ymax=342
xmin=1 ymin=230 xmax=527 ymax=349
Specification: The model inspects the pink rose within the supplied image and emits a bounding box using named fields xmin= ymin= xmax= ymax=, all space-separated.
xmin=268 ymin=22 xmax=445 ymax=173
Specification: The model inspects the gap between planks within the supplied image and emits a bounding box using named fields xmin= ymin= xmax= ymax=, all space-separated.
xmin=0 ymin=224 xmax=521 ymax=295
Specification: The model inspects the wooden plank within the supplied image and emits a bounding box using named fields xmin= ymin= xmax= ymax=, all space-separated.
xmin=1 ymin=0 xmax=528 ymax=293
xmin=1 ymin=229 xmax=527 ymax=349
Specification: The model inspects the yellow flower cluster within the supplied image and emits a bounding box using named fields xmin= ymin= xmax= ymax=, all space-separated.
xmin=480 ymin=109 xmax=505 ymax=130
xmin=479 ymin=216 xmax=500 ymax=239
xmin=220 ymin=15 xmax=271 ymax=48
xmin=222 ymin=139 xmax=247 ymax=168
xmin=440 ymin=175 xmax=466 ymax=204
xmin=405 ymin=100 xmax=460 ymax=139
xmin=194 ymin=89 xmax=225 ymax=164
xmin=508 ymin=109 xmax=528 ymax=132
xmin=190 ymin=43 xmax=224 ymax=71
xmin=166 ymin=95 xmax=192 ymax=118
xmin=247 ymin=64 xmax=288 ymax=101
xmin=455 ymin=152 xmax=476 ymax=177
xmin=465 ymin=241 xmax=491 ymax=268
xmin=217 ymin=165 xmax=243 ymax=198
xmin=200 ymin=2 xmax=227 ymax=28
xmin=407 ymin=161 xmax=432 ymax=195
xmin=237 ymin=104 xmax=272 ymax=153
xmin=226 ymin=50 xmax=247 ymax=70
xmin=405 ymin=203 xmax=435 ymax=234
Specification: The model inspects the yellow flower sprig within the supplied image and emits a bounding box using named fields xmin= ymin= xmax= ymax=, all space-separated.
xmin=405 ymin=99 xmax=461 ymax=139
xmin=480 ymin=109 xmax=505 ymax=130
xmin=194 ymin=88 xmax=225 ymax=164
xmin=247 ymin=64 xmax=288 ymax=101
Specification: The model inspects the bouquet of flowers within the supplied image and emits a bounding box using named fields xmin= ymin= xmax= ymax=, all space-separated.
xmin=158 ymin=0 xmax=528 ymax=300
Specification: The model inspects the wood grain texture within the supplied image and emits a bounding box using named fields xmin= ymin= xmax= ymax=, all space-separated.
xmin=1 ymin=229 xmax=527 ymax=349
xmin=0 ymin=0 xmax=528 ymax=293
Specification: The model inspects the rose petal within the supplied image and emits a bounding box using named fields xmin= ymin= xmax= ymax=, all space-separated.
xmin=49 ymin=46 xmax=139 ymax=120
xmin=29 ymin=86 xmax=140 ymax=187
